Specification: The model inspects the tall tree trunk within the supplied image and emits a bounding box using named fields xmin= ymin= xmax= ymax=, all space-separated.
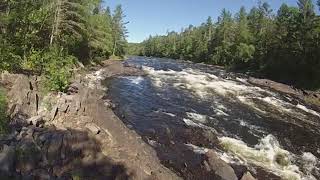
xmin=50 ymin=0 xmax=62 ymax=45
xmin=112 ymin=40 xmax=117 ymax=56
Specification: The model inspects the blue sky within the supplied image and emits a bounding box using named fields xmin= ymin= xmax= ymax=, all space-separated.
xmin=105 ymin=0 xmax=319 ymax=43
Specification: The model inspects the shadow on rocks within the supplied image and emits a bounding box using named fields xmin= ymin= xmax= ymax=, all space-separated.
xmin=0 ymin=124 xmax=131 ymax=180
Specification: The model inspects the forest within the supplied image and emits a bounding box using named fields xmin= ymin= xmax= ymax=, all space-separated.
xmin=0 ymin=0 xmax=128 ymax=91
xmin=132 ymin=0 xmax=320 ymax=90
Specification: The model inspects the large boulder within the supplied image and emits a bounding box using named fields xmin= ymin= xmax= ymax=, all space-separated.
xmin=7 ymin=75 xmax=39 ymax=118
xmin=204 ymin=150 xmax=238 ymax=180
xmin=241 ymin=172 xmax=256 ymax=180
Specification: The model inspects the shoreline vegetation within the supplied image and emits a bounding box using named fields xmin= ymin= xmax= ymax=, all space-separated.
xmin=0 ymin=0 xmax=128 ymax=92
xmin=129 ymin=0 xmax=320 ymax=91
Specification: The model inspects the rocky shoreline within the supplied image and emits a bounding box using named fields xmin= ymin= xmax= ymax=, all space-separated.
xmin=0 ymin=61 xmax=179 ymax=180
xmin=248 ymin=77 xmax=320 ymax=108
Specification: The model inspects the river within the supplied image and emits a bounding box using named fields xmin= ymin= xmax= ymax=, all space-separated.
xmin=106 ymin=56 xmax=320 ymax=180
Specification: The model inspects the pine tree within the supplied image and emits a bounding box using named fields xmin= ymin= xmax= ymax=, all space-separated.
xmin=233 ymin=6 xmax=255 ymax=64
xmin=50 ymin=0 xmax=88 ymax=46
xmin=297 ymin=0 xmax=315 ymax=21
xmin=111 ymin=5 xmax=128 ymax=57
xmin=87 ymin=3 xmax=113 ymax=60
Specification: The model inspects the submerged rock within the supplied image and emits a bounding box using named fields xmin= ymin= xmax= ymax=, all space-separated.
xmin=275 ymin=153 xmax=290 ymax=167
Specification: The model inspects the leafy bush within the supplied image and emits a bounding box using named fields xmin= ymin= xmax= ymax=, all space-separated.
xmin=23 ymin=49 xmax=45 ymax=73
xmin=0 ymin=41 xmax=22 ymax=72
xmin=42 ymin=47 xmax=76 ymax=92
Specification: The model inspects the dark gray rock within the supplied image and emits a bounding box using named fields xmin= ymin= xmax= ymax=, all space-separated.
xmin=32 ymin=169 xmax=51 ymax=180
xmin=47 ymin=134 xmax=63 ymax=165
xmin=0 ymin=145 xmax=15 ymax=173
xmin=67 ymin=82 xmax=80 ymax=95
xmin=16 ymin=141 xmax=41 ymax=173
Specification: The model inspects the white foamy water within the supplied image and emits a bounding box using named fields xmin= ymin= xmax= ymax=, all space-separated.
xmin=143 ymin=66 xmax=267 ymax=98
xmin=219 ymin=135 xmax=318 ymax=180
xmin=122 ymin=76 xmax=144 ymax=85
xmin=214 ymin=109 xmax=229 ymax=117
xmin=183 ymin=118 xmax=203 ymax=127
xmin=296 ymin=104 xmax=320 ymax=117
xmin=186 ymin=112 xmax=207 ymax=123
xmin=142 ymin=66 xmax=320 ymax=121
xmin=183 ymin=117 xmax=218 ymax=134
xmin=185 ymin=144 xmax=209 ymax=154
xmin=139 ymin=65 xmax=320 ymax=179
xmin=163 ymin=112 xmax=176 ymax=117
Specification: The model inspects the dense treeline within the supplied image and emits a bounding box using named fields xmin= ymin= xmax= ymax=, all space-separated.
xmin=135 ymin=0 xmax=320 ymax=89
xmin=0 ymin=0 xmax=128 ymax=91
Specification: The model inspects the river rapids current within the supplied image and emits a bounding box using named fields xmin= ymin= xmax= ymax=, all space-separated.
xmin=106 ymin=57 xmax=320 ymax=180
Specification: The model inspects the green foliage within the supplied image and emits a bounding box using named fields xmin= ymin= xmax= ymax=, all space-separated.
xmin=139 ymin=1 xmax=320 ymax=90
xmin=127 ymin=43 xmax=144 ymax=56
xmin=42 ymin=47 xmax=76 ymax=92
xmin=111 ymin=5 xmax=129 ymax=57
xmin=235 ymin=43 xmax=255 ymax=63
xmin=0 ymin=89 xmax=8 ymax=135
xmin=23 ymin=49 xmax=45 ymax=73
xmin=0 ymin=41 xmax=22 ymax=72
xmin=0 ymin=1 xmax=128 ymax=91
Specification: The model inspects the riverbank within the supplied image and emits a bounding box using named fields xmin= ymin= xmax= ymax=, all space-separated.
xmin=0 ymin=58 xmax=318 ymax=180
xmin=0 ymin=60 xmax=180 ymax=179
xmin=247 ymin=77 xmax=320 ymax=108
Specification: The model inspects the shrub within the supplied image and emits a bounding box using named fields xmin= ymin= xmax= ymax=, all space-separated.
xmin=42 ymin=47 xmax=76 ymax=92
xmin=22 ymin=49 xmax=45 ymax=73
xmin=0 ymin=41 xmax=22 ymax=72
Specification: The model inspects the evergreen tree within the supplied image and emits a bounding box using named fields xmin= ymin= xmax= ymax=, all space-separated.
xmin=111 ymin=5 xmax=128 ymax=57
xmin=297 ymin=0 xmax=315 ymax=21
xmin=50 ymin=0 xmax=89 ymax=46
xmin=233 ymin=6 xmax=255 ymax=65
